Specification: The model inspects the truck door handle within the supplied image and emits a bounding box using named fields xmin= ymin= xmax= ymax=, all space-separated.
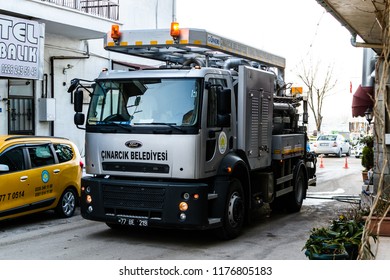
xmin=53 ymin=169 xmax=60 ymax=174
xmin=20 ymin=176 xmax=28 ymax=182
xmin=208 ymin=130 xmax=216 ymax=138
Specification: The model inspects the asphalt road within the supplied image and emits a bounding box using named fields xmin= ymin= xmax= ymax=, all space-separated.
xmin=0 ymin=156 xmax=364 ymax=260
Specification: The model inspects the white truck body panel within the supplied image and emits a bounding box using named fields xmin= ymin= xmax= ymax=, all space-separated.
xmin=85 ymin=133 xmax=200 ymax=179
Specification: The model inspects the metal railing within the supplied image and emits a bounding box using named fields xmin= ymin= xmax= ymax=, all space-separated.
xmin=42 ymin=0 xmax=119 ymax=21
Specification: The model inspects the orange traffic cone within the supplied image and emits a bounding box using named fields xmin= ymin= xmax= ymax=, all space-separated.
xmin=343 ymin=157 xmax=349 ymax=169
xmin=319 ymin=156 xmax=324 ymax=168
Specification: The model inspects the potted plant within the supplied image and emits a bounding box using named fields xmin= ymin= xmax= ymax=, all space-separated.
xmin=360 ymin=135 xmax=373 ymax=182
xmin=328 ymin=215 xmax=364 ymax=259
xmin=364 ymin=196 xmax=390 ymax=237
xmin=303 ymin=227 xmax=349 ymax=260
xmin=303 ymin=208 xmax=374 ymax=260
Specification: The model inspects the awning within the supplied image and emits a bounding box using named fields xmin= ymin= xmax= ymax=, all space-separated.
xmin=352 ymin=85 xmax=374 ymax=117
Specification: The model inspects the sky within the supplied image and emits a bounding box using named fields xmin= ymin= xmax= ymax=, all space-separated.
xmin=176 ymin=0 xmax=365 ymax=133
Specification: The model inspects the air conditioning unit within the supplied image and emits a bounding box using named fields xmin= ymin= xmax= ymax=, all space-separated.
xmin=38 ymin=98 xmax=55 ymax=121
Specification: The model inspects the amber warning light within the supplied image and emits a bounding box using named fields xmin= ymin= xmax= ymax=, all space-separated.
xmin=111 ymin=24 xmax=121 ymax=41
xmin=291 ymin=87 xmax=303 ymax=96
xmin=170 ymin=22 xmax=180 ymax=38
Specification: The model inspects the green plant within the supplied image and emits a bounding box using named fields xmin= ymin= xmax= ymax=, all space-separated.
xmin=359 ymin=135 xmax=374 ymax=147
xmin=303 ymin=227 xmax=348 ymax=259
xmin=303 ymin=210 xmax=370 ymax=260
xmin=360 ymin=135 xmax=374 ymax=171
xmin=329 ymin=215 xmax=364 ymax=259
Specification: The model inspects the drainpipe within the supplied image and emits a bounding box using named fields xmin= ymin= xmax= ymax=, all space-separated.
xmin=350 ymin=33 xmax=382 ymax=49
xmin=172 ymin=0 xmax=176 ymax=21
xmin=49 ymin=41 xmax=90 ymax=136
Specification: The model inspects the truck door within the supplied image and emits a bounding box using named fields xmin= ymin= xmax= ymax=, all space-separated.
xmin=202 ymin=77 xmax=234 ymax=175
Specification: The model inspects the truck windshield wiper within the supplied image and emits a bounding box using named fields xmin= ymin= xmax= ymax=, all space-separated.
xmin=133 ymin=122 xmax=185 ymax=132
xmin=103 ymin=122 xmax=133 ymax=132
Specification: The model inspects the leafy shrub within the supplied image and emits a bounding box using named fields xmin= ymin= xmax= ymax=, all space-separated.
xmin=360 ymin=135 xmax=373 ymax=171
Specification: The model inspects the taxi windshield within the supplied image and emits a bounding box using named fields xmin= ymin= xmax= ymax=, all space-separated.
xmin=87 ymin=78 xmax=201 ymax=126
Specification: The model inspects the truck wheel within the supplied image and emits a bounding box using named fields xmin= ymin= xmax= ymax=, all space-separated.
xmin=55 ymin=188 xmax=77 ymax=218
xmin=286 ymin=167 xmax=306 ymax=213
xmin=215 ymin=178 xmax=245 ymax=240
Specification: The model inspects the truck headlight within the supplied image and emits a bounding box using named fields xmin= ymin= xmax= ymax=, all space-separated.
xmin=179 ymin=213 xmax=186 ymax=221
xmin=182 ymin=192 xmax=190 ymax=200
xmin=179 ymin=202 xmax=188 ymax=211
xmin=86 ymin=195 xmax=92 ymax=204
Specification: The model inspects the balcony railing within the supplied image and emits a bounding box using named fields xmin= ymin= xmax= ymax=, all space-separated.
xmin=42 ymin=0 xmax=119 ymax=21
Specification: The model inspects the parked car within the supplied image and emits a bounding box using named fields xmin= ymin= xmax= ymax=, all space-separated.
xmin=313 ymin=134 xmax=351 ymax=157
xmin=352 ymin=144 xmax=364 ymax=158
xmin=0 ymin=135 xmax=83 ymax=221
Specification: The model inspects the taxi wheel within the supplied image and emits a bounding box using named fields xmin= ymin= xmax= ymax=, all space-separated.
xmin=56 ymin=188 xmax=77 ymax=218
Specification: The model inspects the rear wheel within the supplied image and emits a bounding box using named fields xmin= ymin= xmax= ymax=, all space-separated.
xmin=286 ymin=166 xmax=306 ymax=213
xmin=215 ymin=178 xmax=245 ymax=240
xmin=55 ymin=188 xmax=77 ymax=218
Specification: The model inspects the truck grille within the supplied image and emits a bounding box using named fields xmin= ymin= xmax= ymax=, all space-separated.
xmin=102 ymin=162 xmax=169 ymax=173
xmin=103 ymin=184 xmax=165 ymax=217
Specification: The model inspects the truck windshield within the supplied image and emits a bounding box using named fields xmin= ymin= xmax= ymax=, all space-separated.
xmin=87 ymin=78 xmax=201 ymax=126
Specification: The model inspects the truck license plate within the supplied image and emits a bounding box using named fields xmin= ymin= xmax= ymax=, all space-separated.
xmin=117 ymin=217 xmax=148 ymax=227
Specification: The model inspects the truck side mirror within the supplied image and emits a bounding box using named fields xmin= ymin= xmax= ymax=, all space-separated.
xmin=74 ymin=112 xmax=85 ymax=127
xmin=217 ymin=88 xmax=231 ymax=127
xmin=74 ymin=89 xmax=84 ymax=112
xmin=67 ymin=78 xmax=80 ymax=93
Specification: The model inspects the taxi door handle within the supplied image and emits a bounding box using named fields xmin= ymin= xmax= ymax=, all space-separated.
xmin=20 ymin=176 xmax=28 ymax=182
xmin=53 ymin=169 xmax=60 ymax=174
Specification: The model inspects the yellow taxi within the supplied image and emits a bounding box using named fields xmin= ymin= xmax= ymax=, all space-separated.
xmin=0 ymin=135 xmax=83 ymax=221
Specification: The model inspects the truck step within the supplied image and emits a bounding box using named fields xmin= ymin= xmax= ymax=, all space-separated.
xmin=208 ymin=218 xmax=221 ymax=224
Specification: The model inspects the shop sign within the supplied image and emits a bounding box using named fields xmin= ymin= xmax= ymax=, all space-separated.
xmin=0 ymin=14 xmax=45 ymax=80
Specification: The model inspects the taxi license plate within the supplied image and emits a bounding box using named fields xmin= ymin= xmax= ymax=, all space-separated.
xmin=117 ymin=217 xmax=148 ymax=227
xmin=320 ymin=143 xmax=328 ymax=146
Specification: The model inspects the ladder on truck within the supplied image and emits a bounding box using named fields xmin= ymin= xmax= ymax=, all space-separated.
xmin=105 ymin=25 xmax=286 ymax=74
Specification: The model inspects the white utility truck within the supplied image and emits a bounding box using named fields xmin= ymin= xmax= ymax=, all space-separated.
xmin=68 ymin=23 xmax=316 ymax=239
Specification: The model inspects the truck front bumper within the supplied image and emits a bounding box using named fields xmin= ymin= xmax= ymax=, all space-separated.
xmin=80 ymin=176 xmax=219 ymax=230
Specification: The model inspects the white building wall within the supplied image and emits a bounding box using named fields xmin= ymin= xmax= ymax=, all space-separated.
xmin=121 ymin=0 xmax=174 ymax=29
xmin=40 ymin=34 xmax=111 ymax=152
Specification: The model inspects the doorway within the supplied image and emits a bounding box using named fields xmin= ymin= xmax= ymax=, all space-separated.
xmin=7 ymin=79 xmax=35 ymax=135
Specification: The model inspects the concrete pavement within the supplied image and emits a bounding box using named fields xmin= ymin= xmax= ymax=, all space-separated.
xmin=376 ymin=237 xmax=390 ymax=259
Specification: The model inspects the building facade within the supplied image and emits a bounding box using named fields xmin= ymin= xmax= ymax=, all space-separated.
xmin=0 ymin=0 xmax=174 ymax=153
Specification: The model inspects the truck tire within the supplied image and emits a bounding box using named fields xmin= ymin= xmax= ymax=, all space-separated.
xmin=215 ymin=178 xmax=245 ymax=240
xmin=55 ymin=188 xmax=77 ymax=218
xmin=285 ymin=166 xmax=306 ymax=213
